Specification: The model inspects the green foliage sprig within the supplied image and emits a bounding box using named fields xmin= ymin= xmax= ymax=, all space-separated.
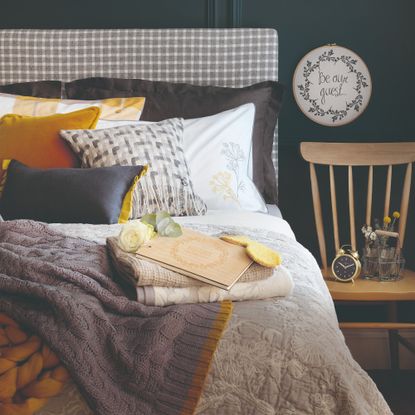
xmin=141 ymin=211 xmax=183 ymax=238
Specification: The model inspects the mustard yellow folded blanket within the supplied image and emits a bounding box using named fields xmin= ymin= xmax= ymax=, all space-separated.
xmin=0 ymin=313 xmax=69 ymax=415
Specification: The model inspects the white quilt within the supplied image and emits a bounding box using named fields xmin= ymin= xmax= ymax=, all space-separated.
xmin=40 ymin=212 xmax=390 ymax=415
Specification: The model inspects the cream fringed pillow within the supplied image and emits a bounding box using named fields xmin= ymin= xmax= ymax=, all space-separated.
xmin=60 ymin=118 xmax=207 ymax=218
xmin=106 ymin=236 xmax=273 ymax=288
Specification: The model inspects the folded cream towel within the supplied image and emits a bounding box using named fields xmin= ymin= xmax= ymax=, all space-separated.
xmin=136 ymin=266 xmax=294 ymax=306
xmin=107 ymin=236 xmax=273 ymax=288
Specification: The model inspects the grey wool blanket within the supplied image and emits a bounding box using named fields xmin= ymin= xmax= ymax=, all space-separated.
xmin=0 ymin=220 xmax=232 ymax=415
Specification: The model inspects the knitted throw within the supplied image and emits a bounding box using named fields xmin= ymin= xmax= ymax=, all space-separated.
xmin=0 ymin=220 xmax=232 ymax=415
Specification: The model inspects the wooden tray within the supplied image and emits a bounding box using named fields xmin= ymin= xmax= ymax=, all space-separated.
xmin=136 ymin=228 xmax=253 ymax=290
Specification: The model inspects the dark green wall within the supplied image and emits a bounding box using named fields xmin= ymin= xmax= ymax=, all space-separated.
xmin=243 ymin=0 xmax=415 ymax=269
xmin=1 ymin=0 xmax=414 ymax=267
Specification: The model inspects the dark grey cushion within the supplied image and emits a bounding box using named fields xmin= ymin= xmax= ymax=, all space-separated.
xmin=64 ymin=77 xmax=284 ymax=204
xmin=0 ymin=160 xmax=146 ymax=224
xmin=0 ymin=81 xmax=62 ymax=98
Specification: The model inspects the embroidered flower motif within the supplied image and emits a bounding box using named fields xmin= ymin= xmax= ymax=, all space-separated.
xmin=221 ymin=142 xmax=246 ymax=198
xmin=210 ymin=142 xmax=246 ymax=204
xmin=209 ymin=171 xmax=239 ymax=204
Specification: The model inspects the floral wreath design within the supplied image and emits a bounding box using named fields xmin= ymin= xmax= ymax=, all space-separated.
xmin=297 ymin=49 xmax=370 ymax=123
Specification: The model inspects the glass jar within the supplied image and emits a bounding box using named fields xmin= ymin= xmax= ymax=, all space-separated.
xmin=378 ymin=247 xmax=405 ymax=282
xmin=362 ymin=245 xmax=405 ymax=281
xmin=362 ymin=245 xmax=379 ymax=279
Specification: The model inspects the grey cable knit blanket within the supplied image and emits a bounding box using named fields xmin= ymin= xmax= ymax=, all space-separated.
xmin=0 ymin=220 xmax=232 ymax=415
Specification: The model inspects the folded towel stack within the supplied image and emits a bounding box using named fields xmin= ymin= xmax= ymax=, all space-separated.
xmin=136 ymin=267 xmax=293 ymax=306
xmin=107 ymin=236 xmax=294 ymax=306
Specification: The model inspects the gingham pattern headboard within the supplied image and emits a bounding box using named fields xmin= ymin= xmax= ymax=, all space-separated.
xmin=0 ymin=28 xmax=279 ymax=191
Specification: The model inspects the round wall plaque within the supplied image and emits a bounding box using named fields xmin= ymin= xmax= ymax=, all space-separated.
xmin=293 ymin=45 xmax=372 ymax=126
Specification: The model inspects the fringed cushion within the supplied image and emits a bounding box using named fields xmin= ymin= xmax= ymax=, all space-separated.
xmin=60 ymin=118 xmax=207 ymax=218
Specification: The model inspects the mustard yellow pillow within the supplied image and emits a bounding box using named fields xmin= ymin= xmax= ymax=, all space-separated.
xmin=0 ymin=107 xmax=101 ymax=169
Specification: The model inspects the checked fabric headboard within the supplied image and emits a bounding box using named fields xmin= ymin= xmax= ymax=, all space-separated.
xmin=0 ymin=28 xmax=279 ymax=189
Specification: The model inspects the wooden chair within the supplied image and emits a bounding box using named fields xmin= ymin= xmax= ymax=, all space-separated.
xmin=300 ymin=142 xmax=415 ymax=372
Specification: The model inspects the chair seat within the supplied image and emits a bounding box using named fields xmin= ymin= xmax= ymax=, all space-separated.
xmin=324 ymin=269 xmax=415 ymax=301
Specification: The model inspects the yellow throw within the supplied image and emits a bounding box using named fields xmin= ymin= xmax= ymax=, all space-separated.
xmin=0 ymin=313 xmax=69 ymax=415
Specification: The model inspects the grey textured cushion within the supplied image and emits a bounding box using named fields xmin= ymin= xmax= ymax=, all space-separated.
xmin=60 ymin=118 xmax=207 ymax=218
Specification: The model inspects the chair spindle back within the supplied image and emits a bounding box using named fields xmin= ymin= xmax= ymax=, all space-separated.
xmin=300 ymin=142 xmax=415 ymax=276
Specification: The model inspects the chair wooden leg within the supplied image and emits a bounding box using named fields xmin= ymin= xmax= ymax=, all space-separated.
xmin=389 ymin=329 xmax=400 ymax=374
xmin=388 ymin=302 xmax=400 ymax=376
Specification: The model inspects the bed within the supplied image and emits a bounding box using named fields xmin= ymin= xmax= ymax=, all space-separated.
xmin=0 ymin=29 xmax=391 ymax=414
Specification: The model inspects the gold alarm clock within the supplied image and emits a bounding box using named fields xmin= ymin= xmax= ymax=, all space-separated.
xmin=331 ymin=245 xmax=361 ymax=282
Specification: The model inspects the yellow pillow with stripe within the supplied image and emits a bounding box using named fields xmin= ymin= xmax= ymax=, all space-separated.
xmin=0 ymin=92 xmax=145 ymax=123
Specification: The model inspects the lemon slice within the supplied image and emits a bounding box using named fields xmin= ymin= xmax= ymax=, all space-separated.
xmin=246 ymin=242 xmax=282 ymax=268
xmin=220 ymin=235 xmax=252 ymax=247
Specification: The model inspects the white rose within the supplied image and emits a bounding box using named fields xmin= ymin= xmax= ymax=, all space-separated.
xmin=118 ymin=221 xmax=154 ymax=253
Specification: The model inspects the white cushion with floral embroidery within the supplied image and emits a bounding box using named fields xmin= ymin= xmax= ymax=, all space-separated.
xmin=91 ymin=104 xmax=267 ymax=212
xmin=183 ymin=103 xmax=267 ymax=212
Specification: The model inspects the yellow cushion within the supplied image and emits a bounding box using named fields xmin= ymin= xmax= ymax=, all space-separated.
xmin=0 ymin=107 xmax=101 ymax=169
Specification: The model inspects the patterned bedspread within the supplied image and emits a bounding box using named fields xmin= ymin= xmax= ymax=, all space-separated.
xmin=38 ymin=222 xmax=391 ymax=415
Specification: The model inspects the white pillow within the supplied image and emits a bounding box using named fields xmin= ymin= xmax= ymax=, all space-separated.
xmin=96 ymin=104 xmax=267 ymax=212
xmin=183 ymin=104 xmax=266 ymax=212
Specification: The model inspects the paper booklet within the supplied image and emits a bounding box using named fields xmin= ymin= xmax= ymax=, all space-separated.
xmin=135 ymin=228 xmax=253 ymax=290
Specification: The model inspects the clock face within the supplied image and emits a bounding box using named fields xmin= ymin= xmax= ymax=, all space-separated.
xmin=332 ymin=255 xmax=358 ymax=281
